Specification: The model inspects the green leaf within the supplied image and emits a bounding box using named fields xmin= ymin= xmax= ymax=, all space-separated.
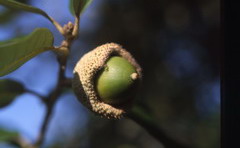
xmin=0 ymin=79 xmax=24 ymax=108
xmin=0 ymin=0 xmax=52 ymax=22
xmin=0 ymin=28 xmax=54 ymax=76
xmin=0 ymin=128 xmax=19 ymax=142
xmin=0 ymin=0 xmax=29 ymax=24
xmin=69 ymin=0 xmax=93 ymax=16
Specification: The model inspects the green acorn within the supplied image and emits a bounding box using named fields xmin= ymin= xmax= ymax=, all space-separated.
xmin=72 ymin=43 xmax=142 ymax=119
xmin=96 ymin=56 xmax=139 ymax=105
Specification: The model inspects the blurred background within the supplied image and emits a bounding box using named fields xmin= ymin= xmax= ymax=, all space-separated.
xmin=0 ymin=0 xmax=220 ymax=148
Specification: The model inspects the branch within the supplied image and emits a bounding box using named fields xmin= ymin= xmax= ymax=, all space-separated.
xmin=32 ymin=13 xmax=80 ymax=148
xmin=25 ymin=89 xmax=46 ymax=102
xmin=61 ymin=78 xmax=72 ymax=88
xmin=72 ymin=16 xmax=80 ymax=38
xmin=49 ymin=17 xmax=65 ymax=35
xmin=34 ymin=90 xmax=59 ymax=147
xmin=34 ymin=56 xmax=67 ymax=147
xmin=34 ymin=99 xmax=54 ymax=146
xmin=126 ymin=106 xmax=191 ymax=148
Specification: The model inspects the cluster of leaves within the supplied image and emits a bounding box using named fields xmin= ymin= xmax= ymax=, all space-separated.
xmin=0 ymin=0 xmax=92 ymax=146
xmin=0 ymin=0 xmax=92 ymax=77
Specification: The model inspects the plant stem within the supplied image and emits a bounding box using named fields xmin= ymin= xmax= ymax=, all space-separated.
xmin=32 ymin=11 xmax=82 ymax=147
xmin=34 ymin=102 xmax=54 ymax=147
xmin=72 ymin=16 xmax=80 ymax=38
xmin=25 ymin=89 xmax=45 ymax=101
xmin=49 ymin=17 xmax=65 ymax=35
xmin=127 ymin=108 xmax=191 ymax=148
xmin=34 ymin=54 xmax=67 ymax=147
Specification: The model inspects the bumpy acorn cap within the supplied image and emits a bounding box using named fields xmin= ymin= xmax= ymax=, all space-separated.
xmin=72 ymin=43 xmax=142 ymax=119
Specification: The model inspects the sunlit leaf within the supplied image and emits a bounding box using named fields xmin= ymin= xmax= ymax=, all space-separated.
xmin=0 ymin=79 xmax=24 ymax=108
xmin=0 ymin=0 xmax=52 ymax=22
xmin=0 ymin=28 xmax=54 ymax=76
xmin=69 ymin=0 xmax=93 ymax=16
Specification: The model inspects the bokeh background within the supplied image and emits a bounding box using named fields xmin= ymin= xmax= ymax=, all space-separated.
xmin=0 ymin=0 xmax=220 ymax=148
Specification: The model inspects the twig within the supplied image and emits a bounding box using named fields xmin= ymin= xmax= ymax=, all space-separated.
xmin=126 ymin=107 xmax=191 ymax=148
xmin=49 ymin=17 xmax=65 ymax=35
xmin=61 ymin=78 xmax=72 ymax=88
xmin=25 ymin=89 xmax=45 ymax=101
xmin=25 ymin=89 xmax=48 ymax=105
xmin=34 ymin=100 xmax=54 ymax=147
xmin=52 ymin=46 xmax=69 ymax=57
xmin=32 ymin=10 xmax=80 ymax=148
xmin=33 ymin=16 xmax=76 ymax=146
xmin=72 ymin=16 xmax=80 ymax=38
xmin=34 ymin=43 xmax=69 ymax=147
xmin=34 ymin=60 xmax=65 ymax=147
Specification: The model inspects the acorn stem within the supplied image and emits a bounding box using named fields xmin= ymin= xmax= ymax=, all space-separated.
xmin=127 ymin=105 xmax=191 ymax=148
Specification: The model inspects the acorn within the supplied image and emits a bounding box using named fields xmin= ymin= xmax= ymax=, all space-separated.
xmin=72 ymin=43 xmax=142 ymax=119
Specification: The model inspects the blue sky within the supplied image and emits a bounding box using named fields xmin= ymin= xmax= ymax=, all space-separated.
xmin=0 ymin=0 xmax=103 ymax=146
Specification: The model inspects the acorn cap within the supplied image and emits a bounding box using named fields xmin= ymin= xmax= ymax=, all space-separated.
xmin=72 ymin=43 xmax=142 ymax=119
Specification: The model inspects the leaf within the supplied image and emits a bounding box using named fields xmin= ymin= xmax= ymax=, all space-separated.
xmin=0 ymin=79 xmax=25 ymax=108
xmin=0 ymin=0 xmax=29 ymax=24
xmin=69 ymin=0 xmax=93 ymax=16
xmin=0 ymin=28 xmax=54 ymax=76
xmin=0 ymin=35 xmax=26 ymax=46
xmin=0 ymin=128 xmax=19 ymax=142
xmin=0 ymin=0 xmax=52 ymax=22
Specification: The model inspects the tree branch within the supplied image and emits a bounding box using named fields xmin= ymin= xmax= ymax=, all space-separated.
xmin=25 ymin=89 xmax=46 ymax=101
xmin=34 ymin=55 xmax=67 ymax=147
xmin=61 ymin=78 xmax=72 ymax=88
xmin=34 ymin=97 xmax=55 ymax=147
xmin=49 ymin=17 xmax=64 ymax=35
xmin=32 ymin=12 xmax=80 ymax=148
